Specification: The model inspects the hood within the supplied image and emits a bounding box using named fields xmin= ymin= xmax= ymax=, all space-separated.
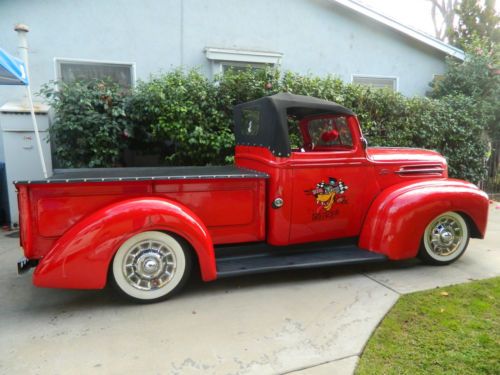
xmin=366 ymin=147 xmax=448 ymax=183
xmin=366 ymin=147 xmax=446 ymax=164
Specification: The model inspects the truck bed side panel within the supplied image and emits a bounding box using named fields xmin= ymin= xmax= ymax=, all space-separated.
xmin=21 ymin=178 xmax=266 ymax=259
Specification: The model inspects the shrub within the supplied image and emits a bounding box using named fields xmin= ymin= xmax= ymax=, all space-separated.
xmin=42 ymin=68 xmax=489 ymax=182
xmin=405 ymin=95 xmax=488 ymax=182
xmin=278 ymin=71 xmax=487 ymax=182
xmin=429 ymin=46 xmax=499 ymax=182
xmin=429 ymin=50 xmax=499 ymax=140
xmin=40 ymin=79 xmax=131 ymax=168
xmin=127 ymin=69 xmax=234 ymax=165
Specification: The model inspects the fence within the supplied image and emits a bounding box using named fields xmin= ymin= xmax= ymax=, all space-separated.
xmin=481 ymin=139 xmax=500 ymax=200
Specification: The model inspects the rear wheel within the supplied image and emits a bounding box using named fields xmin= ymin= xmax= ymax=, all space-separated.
xmin=418 ymin=211 xmax=469 ymax=265
xmin=111 ymin=231 xmax=191 ymax=303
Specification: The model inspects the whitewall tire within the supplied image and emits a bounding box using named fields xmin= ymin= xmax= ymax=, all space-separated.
xmin=111 ymin=231 xmax=191 ymax=303
xmin=418 ymin=211 xmax=470 ymax=265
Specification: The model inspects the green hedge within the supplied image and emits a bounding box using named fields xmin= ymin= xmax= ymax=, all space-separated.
xmin=41 ymin=68 xmax=489 ymax=182
xmin=40 ymin=80 xmax=132 ymax=168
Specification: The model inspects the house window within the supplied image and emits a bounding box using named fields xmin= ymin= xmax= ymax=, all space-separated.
xmin=204 ymin=47 xmax=282 ymax=77
xmin=55 ymin=58 xmax=135 ymax=88
xmin=352 ymin=75 xmax=398 ymax=91
xmin=221 ymin=62 xmax=267 ymax=74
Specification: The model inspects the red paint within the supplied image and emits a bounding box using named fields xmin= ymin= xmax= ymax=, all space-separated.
xmin=21 ymin=179 xmax=265 ymax=260
xmin=34 ymin=197 xmax=216 ymax=289
xmin=16 ymin=110 xmax=490 ymax=291
xmin=358 ymin=179 xmax=489 ymax=259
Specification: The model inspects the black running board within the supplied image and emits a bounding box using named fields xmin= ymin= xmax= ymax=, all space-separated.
xmin=215 ymin=240 xmax=387 ymax=278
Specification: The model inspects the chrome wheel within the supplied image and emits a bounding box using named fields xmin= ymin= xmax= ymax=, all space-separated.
xmin=421 ymin=211 xmax=469 ymax=264
xmin=112 ymin=231 xmax=190 ymax=302
xmin=122 ymin=239 xmax=177 ymax=291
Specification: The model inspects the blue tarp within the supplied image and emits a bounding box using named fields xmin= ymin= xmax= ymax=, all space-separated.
xmin=0 ymin=47 xmax=28 ymax=86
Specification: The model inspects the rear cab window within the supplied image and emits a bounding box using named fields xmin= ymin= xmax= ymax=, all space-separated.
xmin=241 ymin=107 xmax=260 ymax=136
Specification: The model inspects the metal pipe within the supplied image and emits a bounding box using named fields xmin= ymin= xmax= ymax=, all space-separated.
xmin=15 ymin=24 xmax=29 ymax=104
xmin=14 ymin=24 xmax=29 ymax=65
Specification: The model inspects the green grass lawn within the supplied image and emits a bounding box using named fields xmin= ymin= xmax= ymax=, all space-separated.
xmin=356 ymin=277 xmax=500 ymax=375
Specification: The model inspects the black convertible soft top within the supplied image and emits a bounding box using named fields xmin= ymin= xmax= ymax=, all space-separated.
xmin=233 ymin=93 xmax=355 ymax=157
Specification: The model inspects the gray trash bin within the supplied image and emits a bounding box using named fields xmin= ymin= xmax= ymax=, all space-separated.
xmin=0 ymin=162 xmax=8 ymax=225
xmin=0 ymin=101 xmax=52 ymax=227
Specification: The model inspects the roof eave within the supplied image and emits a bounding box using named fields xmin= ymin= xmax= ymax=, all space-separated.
xmin=329 ymin=0 xmax=465 ymax=61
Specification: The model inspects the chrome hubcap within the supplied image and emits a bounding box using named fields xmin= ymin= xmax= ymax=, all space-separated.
xmin=440 ymin=231 xmax=453 ymax=243
xmin=122 ymin=240 xmax=177 ymax=291
xmin=428 ymin=215 xmax=463 ymax=257
xmin=138 ymin=254 xmax=161 ymax=276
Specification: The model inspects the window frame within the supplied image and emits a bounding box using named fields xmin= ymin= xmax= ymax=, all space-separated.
xmin=351 ymin=74 xmax=399 ymax=91
xmin=54 ymin=57 xmax=137 ymax=88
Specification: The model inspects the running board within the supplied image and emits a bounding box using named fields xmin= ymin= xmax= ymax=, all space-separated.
xmin=215 ymin=240 xmax=387 ymax=278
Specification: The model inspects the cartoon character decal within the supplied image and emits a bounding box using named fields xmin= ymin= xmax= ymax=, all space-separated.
xmin=306 ymin=178 xmax=348 ymax=213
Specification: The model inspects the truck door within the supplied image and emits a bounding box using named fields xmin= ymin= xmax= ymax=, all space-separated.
xmin=288 ymin=115 xmax=380 ymax=244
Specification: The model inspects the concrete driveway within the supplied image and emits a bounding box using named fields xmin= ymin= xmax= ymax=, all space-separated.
xmin=1 ymin=204 xmax=499 ymax=375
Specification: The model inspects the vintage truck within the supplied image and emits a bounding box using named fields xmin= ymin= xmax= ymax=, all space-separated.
xmin=16 ymin=93 xmax=489 ymax=302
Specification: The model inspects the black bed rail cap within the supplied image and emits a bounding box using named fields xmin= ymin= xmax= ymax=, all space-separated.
xmin=14 ymin=166 xmax=269 ymax=184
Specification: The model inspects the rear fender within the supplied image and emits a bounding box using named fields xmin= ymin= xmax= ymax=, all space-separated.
xmin=359 ymin=179 xmax=489 ymax=260
xmin=34 ymin=197 xmax=216 ymax=289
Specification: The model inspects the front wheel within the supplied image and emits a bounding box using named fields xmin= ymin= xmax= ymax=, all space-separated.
xmin=111 ymin=231 xmax=192 ymax=303
xmin=418 ymin=211 xmax=470 ymax=265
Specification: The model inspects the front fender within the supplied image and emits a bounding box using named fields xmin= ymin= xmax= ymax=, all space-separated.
xmin=359 ymin=179 xmax=489 ymax=260
xmin=34 ymin=197 xmax=216 ymax=289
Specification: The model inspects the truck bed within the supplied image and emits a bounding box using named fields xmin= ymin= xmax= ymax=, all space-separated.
xmin=15 ymin=165 xmax=267 ymax=184
xmin=16 ymin=165 xmax=268 ymax=259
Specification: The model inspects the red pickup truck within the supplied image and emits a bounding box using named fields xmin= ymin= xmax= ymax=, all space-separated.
xmin=16 ymin=93 xmax=489 ymax=302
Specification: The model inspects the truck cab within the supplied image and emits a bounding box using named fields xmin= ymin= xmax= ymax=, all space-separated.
xmin=234 ymin=94 xmax=456 ymax=248
xmin=16 ymin=93 xmax=489 ymax=303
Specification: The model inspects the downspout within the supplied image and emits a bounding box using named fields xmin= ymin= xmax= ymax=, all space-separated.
xmin=180 ymin=0 xmax=184 ymax=66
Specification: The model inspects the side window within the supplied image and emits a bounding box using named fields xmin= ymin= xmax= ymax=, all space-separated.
xmin=336 ymin=117 xmax=353 ymax=146
xmin=307 ymin=117 xmax=353 ymax=149
xmin=288 ymin=117 xmax=303 ymax=149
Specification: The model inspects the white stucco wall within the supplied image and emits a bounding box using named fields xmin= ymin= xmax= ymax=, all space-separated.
xmin=0 ymin=0 xmax=448 ymax=105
